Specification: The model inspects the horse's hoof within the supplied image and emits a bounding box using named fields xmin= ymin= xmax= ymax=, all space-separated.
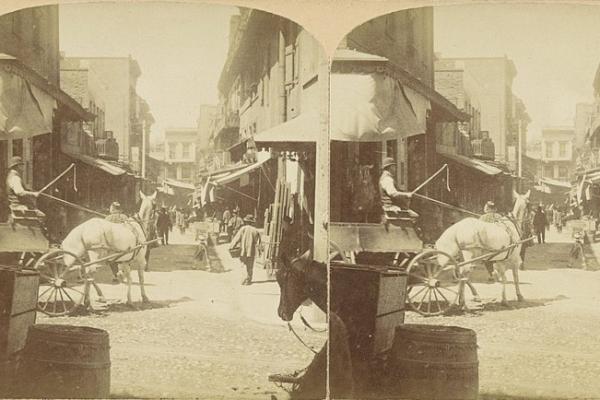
xmin=142 ymin=297 xmax=150 ymax=304
xmin=473 ymin=296 xmax=482 ymax=303
xmin=517 ymin=295 xmax=525 ymax=302
xmin=97 ymin=297 xmax=107 ymax=303
xmin=501 ymin=301 xmax=510 ymax=308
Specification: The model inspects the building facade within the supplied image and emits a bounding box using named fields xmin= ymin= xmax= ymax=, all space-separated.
xmin=60 ymin=56 xmax=153 ymax=174
xmin=435 ymin=57 xmax=529 ymax=169
xmin=196 ymin=104 xmax=217 ymax=173
xmin=541 ymin=126 xmax=575 ymax=182
xmin=0 ymin=6 xmax=91 ymax=234
xmin=164 ymin=128 xmax=197 ymax=183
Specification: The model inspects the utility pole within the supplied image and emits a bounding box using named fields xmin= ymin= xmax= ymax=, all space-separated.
xmin=518 ymin=119 xmax=523 ymax=188
xmin=141 ymin=119 xmax=147 ymax=179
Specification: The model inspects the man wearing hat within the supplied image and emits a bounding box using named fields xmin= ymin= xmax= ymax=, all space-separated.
xmin=227 ymin=209 xmax=244 ymax=241
xmin=156 ymin=206 xmax=172 ymax=245
xmin=379 ymin=157 xmax=415 ymax=220
xmin=229 ymin=214 xmax=261 ymax=285
xmin=6 ymin=156 xmax=39 ymax=210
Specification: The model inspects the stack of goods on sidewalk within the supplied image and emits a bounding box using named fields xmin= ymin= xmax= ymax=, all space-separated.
xmin=263 ymin=178 xmax=292 ymax=275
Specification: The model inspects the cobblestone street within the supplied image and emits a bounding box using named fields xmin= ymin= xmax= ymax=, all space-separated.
xmin=36 ymin=227 xmax=600 ymax=399
xmin=38 ymin=229 xmax=326 ymax=399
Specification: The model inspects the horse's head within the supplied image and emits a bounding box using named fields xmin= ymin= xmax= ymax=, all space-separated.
xmin=512 ymin=189 xmax=531 ymax=221
xmin=276 ymin=250 xmax=326 ymax=322
xmin=138 ymin=190 xmax=157 ymax=221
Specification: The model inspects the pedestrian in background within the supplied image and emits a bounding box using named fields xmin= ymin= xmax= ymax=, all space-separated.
xmin=156 ymin=206 xmax=172 ymax=245
xmin=221 ymin=207 xmax=231 ymax=233
xmin=229 ymin=214 xmax=261 ymax=285
xmin=533 ymin=205 xmax=548 ymax=244
xmin=228 ymin=209 xmax=244 ymax=240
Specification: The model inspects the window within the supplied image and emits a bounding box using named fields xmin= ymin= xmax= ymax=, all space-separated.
xmin=558 ymin=166 xmax=568 ymax=179
xmin=182 ymin=143 xmax=190 ymax=160
xmin=545 ymin=142 xmax=554 ymax=158
xmin=386 ymin=140 xmax=398 ymax=160
xmin=167 ymin=165 xmax=177 ymax=179
xmin=12 ymin=139 xmax=23 ymax=157
xmin=168 ymin=143 xmax=176 ymax=159
xmin=559 ymin=141 xmax=568 ymax=158
xmin=544 ymin=165 xmax=554 ymax=178
xmin=180 ymin=165 xmax=191 ymax=180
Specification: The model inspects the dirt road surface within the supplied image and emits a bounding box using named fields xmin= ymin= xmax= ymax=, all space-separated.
xmin=36 ymin=226 xmax=600 ymax=399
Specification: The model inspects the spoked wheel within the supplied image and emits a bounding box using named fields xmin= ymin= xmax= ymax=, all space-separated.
xmin=34 ymin=249 xmax=87 ymax=317
xmin=406 ymin=249 xmax=460 ymax=316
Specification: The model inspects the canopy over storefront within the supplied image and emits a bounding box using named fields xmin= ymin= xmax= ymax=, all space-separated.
xmin=253 ymin=111 xmax=320 ymax=150
xmin=330 ymin=49 xmax=468 ymax=143
xmin=65 ymin=152 xmax=127 ymax=176
xmin=442 ymin=153 xmax=504 ymax=176
xmin=0 ymin=54 xmax=93 ymax=140
xmin=211 ymin=156 xmax=271 ymax=186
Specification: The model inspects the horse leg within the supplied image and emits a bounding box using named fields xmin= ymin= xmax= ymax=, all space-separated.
xmin=461 ymin=251 xmax=481 ymax=303
xmin=496 ymin=262 xmax=509 ymax=306
xmin=513 ymin=255 xmax=525 ymax=302
xmin=124 ymin=264 xmax=133 ymax=306
xmin=87 ymin=251 xmax=106 ymax=304
xmin=137 ymin=262 xmax=150 ymax=303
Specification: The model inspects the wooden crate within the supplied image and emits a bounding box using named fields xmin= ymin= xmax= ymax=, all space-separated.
xmin=330 ymin=263 xmax=407 ymax=359
xmin=0 ymin=268 xmax=39 ymax=360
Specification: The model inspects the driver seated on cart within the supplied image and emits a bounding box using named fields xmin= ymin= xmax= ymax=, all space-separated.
xmin=479 ymin=200 xmax=503 ymax=281
xmin=379 ymin=157 xmax=419 ymax=221
xmin=6 ymin=156 xmax=41 ymax=214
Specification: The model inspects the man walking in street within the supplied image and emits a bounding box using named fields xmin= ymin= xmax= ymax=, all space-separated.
xmin=229 ymin=214 xmax=261 ymax=285
xmin=221 ymin=206 xmax=231 ymax=233
xmin=156 ymin=206 xmax=172 ymax=245
xmin=379 ymin=157 xmax=417 ymax=220
xmin=533 ymin=205 xmax=548 ymax=244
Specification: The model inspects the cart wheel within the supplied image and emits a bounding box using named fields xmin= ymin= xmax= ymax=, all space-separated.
xmin=329 ymin=241 xmax=350 ymax=262
xmin=34 ymin=249 xmax=87 ymax=317
xmin=406 ymin=249 xmax=460 ymax=316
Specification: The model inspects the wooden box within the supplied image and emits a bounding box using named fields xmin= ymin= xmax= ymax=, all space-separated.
xmin=0 ymin=268 xmax=39 ymax=360
xmin=330 ymin=263 xmax=407 ymax=359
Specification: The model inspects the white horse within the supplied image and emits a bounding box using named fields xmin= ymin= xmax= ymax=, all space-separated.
xmin=435 ymin=190 xmax=530 ymax=306
xmin=62 ymin=191 xmax=157 ymax=306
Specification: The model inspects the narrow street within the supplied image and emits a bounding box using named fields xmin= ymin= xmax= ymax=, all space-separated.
xmin=35 ymin=225 xmax=600 ymax=399
xmin=38 ymin=228 xmax=326 ymax=399
xmin=407 ymin=226 xmax=600 ymax=399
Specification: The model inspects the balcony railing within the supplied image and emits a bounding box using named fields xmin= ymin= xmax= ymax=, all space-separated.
xmin=213 ymin=110 xmax=240 ymax=137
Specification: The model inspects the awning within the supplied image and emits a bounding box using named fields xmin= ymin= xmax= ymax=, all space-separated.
xmin=539 ymin=177 xmax=571 ymax=189
xmin=0 ymin=54 xmax=93 ymax=125
xmin=212 ymin=157 xmax=271 ymax=186
xmin=331 ymin=72 xmax=428 ymax=142
xmin=66 ymin=152 xmax=127 ymax=176
xmin=442 ymin=153 xmax=503 ymax=176
xmin=164 ymin=178 xmax=195 ymax=190
xmin=253 ymin=111 xmax=320 ymax=148
xmin=332 ymin=49 xmax=469 ymax=124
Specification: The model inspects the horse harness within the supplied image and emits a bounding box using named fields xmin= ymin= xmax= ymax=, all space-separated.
xmin=456 ymin=213 xmax=523 ymax=262
xmin=98 ymin=215 xmax=148 ymax=263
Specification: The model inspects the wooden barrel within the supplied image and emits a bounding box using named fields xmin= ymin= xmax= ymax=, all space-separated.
xmin=386 ymin=324 xmax=478 ymax=400
xmin=17 ymin=324 xmax=110 ymax=399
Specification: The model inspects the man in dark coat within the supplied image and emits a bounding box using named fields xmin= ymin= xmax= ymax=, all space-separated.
xmin=533 ymin=205 xmax=548 ymax=244
xmin=156 ymin=206 xmax=172 ymax=245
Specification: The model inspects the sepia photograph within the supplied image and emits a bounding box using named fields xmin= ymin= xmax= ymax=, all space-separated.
xmin=329 ymin=3 xmax=600 ymax=400
xmin=1 ymin=0 xmax=600 ymax=399
xmin=0 ymin=2 xmax=328 ymax=399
